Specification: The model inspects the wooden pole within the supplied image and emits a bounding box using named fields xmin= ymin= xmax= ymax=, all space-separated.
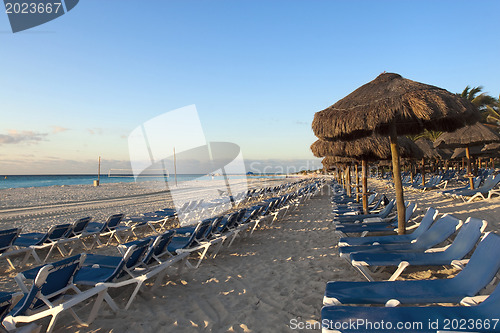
xmin=346 ymin=165 xmax=352 ymax=197
xmin=421 ymin=157 xmax=425 ymax=187
xmin=389 ymin=123 xmax=406 ymax=235
xmin=97 ymin=156 xmax=101 ymax=183
xmin=362 ymin=159 xmax=368 ymax=214
xmin=355 ymin=163 xmax=360 ymax=202
xmin=465 ymin=146 xmax=474 ymax=190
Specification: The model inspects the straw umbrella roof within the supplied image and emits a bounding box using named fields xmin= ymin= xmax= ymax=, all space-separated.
xmin=450 ymin=146 xmax=484 ymax=159
xmin=482 ymin=142 xmax=500 ymax=155
xmin=312 ymin=73 xmax=479 ymax=141
xmin=434 ymin=123 xmax=500 ymax=149
xmin=414 ymin=138 xmax=442 ymax=159
xmin=311 ymin=136 xmax=423 ymax=160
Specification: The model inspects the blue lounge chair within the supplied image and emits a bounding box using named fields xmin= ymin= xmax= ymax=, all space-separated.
xmin=325 ymin=232 xmax=500 ymax=306
xmin=4 ymin=254 xmax=110 ymax=333
xmin=168 ymin=219 xmax=214 ymax=269
xmin=84 ymin=213 xmax=129 ymax=247
xmin=453 ymin=174 xmax=500 ymax=202
xmin=334 ymin=201 xmax=416 ymax=237
xmin=0 ymin=228 xmax=27 ymax=270
xmin=14 ymin=224 xmax=73 ymax=265
xmin=350 ymin=217 xmax=486 ymax=281
xmin=338 ymin=207 xmax=438 ymax=247
xmin=321 ymin=276 xmax=500 ymax=333
xmin=339 ymin=212 xmax=458 ymax=257
xmin=334 ymin=199 xmax=395 ymax=224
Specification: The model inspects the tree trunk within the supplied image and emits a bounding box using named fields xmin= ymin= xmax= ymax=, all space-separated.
xmin=362 ymin=159 xmax=368 ymax=214
xmin=389 ymin=123 xmax=406 ymax=235
xmin=465 ymin=146 xmax=474 ymax=190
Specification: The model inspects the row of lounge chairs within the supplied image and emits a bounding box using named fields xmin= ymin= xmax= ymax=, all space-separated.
xmin=0 ymin=179 xmax=325 ymax=332
xmin=321 ymin=180 xmax=499 ymax=332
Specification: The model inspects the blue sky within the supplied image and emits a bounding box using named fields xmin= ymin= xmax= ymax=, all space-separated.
xmin=1 ymin=0 xmax=499 ymax=174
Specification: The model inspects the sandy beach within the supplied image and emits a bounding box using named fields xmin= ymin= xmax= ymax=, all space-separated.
xmin=1 ymin=176 xmax=500 ymax=332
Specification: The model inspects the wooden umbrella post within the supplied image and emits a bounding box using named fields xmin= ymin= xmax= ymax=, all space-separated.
xmin=355 ymin=163 xmax=360 ymax=202
xmin=362 ymin=159 xmax=368 ymax=214
xmin=421 ymin=157 xmax=425 ymax=187
xmin=346 ymin=165 xmax=352 ymax=197
xmin=389 ymin=124 xmax=406 ymax=235
xmin=465 ymin=146 xmax=474 ymax=189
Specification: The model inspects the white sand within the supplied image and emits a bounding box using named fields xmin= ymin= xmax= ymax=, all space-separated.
xmin=1 ymin=176 xmax=500 ymax=332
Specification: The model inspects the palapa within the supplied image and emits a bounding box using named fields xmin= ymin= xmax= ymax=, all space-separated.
xmin=312 ymin=72 xmax=479 ymax=234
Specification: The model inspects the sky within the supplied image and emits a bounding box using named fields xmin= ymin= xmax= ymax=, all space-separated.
xmin=1 ymin=0 xmax=499 ymax=174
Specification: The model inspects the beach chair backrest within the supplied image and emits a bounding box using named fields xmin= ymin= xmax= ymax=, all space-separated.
xmin=47 ymin=224 xmax=73 ymax=241
xmin=143 ymin=230 xmax=176 ymax=264
xmin=411 ymin=207 xmax=439 ymax=238
xmin=454 ymin=232 xmax=500 ymax=295
xmin=405 ymin=202 xmax=417 ymax=222
xmin=235 ymin=208 xmax=247 ymax=223
xmin=444 ymin=218 xmax=487 ymax=258
xmin=413 ymin=214 xmax=462 ymax=249
xmin=218 ymin=212 xmax=239 ymax=234
xmin=104 ymin=213 xmax=124 ymax=232
xmin=12 ymin=254 xmax=84 ymax=315
xmin=67 ymin=217 xmax=92 ymax=237
xmin=0 ymin=228 xmax=21 ymax=253
xmin=379 ymin=199 xmax=395 ymax=218
xmin=482 ymin=174 xmax=500 ymax=191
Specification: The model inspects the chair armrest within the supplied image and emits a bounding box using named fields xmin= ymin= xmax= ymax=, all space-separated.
xmin=460 ymin=294 xmax=488 ymax=306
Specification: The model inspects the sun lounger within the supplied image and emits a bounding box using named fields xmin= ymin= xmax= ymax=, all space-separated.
xmin=334 ymin=201 xmax=416 ymax=237
xmin=338 ymin=207 xmax=438 ymax=247
xmin=333 ymin=199 xmax=395 ymax=224
xmin=339 ymin=211 xmax=460 ymax=257
xmin=321 ymin=273 xmax=500 ymax=333
xmin=453 ymin=174 xmax=500 ymax=202
xmin=4 ymin=254 xmax=111 ymax=333
xmin=84 ymin=213 xmax=129 ymax=247
xmin=325 ymin=232 xmax=500 ymax=306
xmin=0 ymin=228 xmax=30 ymax=270
xmin=13 ymin=224 xmax=74 ymax=265
xmin=168 ymin=219 xmax=214 ymax=269
xmin=350 ymin=217 xmax=486 ymax=281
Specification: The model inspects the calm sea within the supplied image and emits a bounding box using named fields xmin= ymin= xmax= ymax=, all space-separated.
xmin=0 ymin=174 xmax=284 ymax=190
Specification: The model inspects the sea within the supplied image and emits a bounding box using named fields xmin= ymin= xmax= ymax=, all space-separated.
xmin=0 ymin=174 xmax=286 ymax=190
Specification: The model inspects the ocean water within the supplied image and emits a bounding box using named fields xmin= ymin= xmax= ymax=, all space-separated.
xmin=0 ymin=174 xmax=284 ymax=190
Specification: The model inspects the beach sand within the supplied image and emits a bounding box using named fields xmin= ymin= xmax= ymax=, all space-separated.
xmin=1 ymin=176 xmax=500 ymax=332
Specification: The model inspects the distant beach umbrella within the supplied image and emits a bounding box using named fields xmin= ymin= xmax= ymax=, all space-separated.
xmin=312 ymin=72 xmax=479 ymax=234
xmin=434 ymin=123 xmax=500 ymax=188
xmin=312 ymin=136 xmax=422 ymax=213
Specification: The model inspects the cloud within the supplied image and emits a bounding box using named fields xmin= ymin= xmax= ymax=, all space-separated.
xmin=87 ymin=128 xmax=103 ymax=135
xmin=0 ymin=130 xmax=48 ymax=145
xmin=51 ymin=126 xmax=69 ymax=134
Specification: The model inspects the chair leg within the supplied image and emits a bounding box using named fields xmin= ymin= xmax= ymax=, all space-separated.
xmin=388 ymin=261 xmax=410 ymax=281
xmin=352 ymin=262 xmax=375 ymax=282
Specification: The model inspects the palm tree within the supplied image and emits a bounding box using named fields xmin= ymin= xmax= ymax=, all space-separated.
xmin=460 ymin=86 xmax=498 ymax=132
xmin=460 ymin=86 xmax=497 ymax=111
xmin=485 ymin=94 xmax=500 ymax=130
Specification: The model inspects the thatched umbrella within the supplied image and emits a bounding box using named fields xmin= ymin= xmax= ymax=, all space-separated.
xmin=312 ymin=136 xmax=422 ymax=214
xmin=312 ymin=72 xmax=478 ymax=234
xmin=434 ymin=123 xmax=500 ymax=189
